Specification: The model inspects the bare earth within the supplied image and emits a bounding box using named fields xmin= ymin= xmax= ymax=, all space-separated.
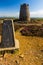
xmin=0 ymin=29 xmax=43 ymax=65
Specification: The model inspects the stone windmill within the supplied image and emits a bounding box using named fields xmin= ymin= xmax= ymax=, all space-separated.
xmin=19 ymin=3 xmax=30 ymax=22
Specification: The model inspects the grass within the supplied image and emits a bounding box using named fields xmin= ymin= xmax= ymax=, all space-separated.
xmin=0 ymin=19 xmax=43 ymax=65
xmin=15 ymin=29 xmax=43 ymax=65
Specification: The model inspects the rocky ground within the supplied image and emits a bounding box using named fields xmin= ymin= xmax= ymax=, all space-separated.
xmin=0 ymin=28 xmax=43 ymax=65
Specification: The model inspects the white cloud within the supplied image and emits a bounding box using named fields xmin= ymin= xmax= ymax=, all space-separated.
xmin=0 ymin=11 xmax=19 ymax=17
xmin=30 ymin=10 xmax=43 ymax=17
xmin=0 ymin=10 xmax=43 ymax=18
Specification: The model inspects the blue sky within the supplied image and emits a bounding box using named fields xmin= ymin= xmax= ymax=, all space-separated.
xmin=0 ymin=0 xmax=43 ymax=17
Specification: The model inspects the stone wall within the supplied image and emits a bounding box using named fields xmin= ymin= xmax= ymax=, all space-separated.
xmin=20 ymin=25 xmax=43 ymax=36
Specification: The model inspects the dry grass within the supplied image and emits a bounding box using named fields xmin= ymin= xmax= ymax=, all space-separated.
xmin=0 ymin=21 xmax=43 ymax=65
xmin=15 ymin=29 xmax=43 ymax=65
xmin=0 ymin=29 xmax=43 ymax=65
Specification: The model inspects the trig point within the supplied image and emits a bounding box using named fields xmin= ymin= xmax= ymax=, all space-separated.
xmin=0 ymin=20 xmax=19 ymax=54
xmin=19 ymin=3 xmax=30 ymax=21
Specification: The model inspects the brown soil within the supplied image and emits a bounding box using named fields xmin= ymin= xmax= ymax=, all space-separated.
xmin=0 ymin=27 xmax=43 ymax=65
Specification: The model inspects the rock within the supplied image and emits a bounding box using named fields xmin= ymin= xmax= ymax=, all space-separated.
xmin=19 ymin=54 xmax=24 ymax=58
xmin=35 ymin=57 xmax=38 ymax=60
xmin=15 ymin=60 xmax=19 ymax=65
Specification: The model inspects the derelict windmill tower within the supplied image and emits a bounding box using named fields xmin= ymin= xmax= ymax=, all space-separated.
xmin=19 ymin=3 xmax=30 ymax=22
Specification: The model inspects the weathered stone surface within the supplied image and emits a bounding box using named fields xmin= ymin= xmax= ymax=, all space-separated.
xmin=1 ymin=20 xmax=15 ymax=48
